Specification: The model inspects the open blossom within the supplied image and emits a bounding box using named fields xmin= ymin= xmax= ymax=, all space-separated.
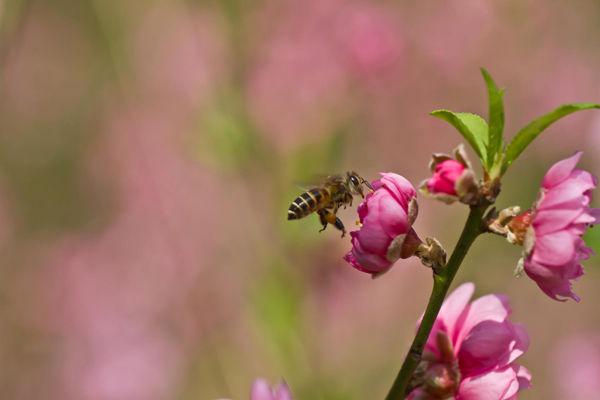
xmin=509 ymin=152 xmax=599 ymax=301
xmin=343 ymin=172 xmax=420 ymax=275
xmin=250 ymin=379 xmax=292 ymax=400
xmin=407 ymin=283 xmax=531 ymax=400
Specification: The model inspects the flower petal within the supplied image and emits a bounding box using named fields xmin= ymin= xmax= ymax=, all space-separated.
xmin=343 ymin=233 xmax=391 ymax=273
xmin=440 ymin=282 xmax=474 ymax=344
xmin=251 ymin=379 xmax=275 ymax=400
xmin=378 ymin=194 xmax=410 ymax=238
xmin=533 ymin=207 xmax=584 ymax=235
xmin=455 ymin=294 xmax=510 ymax=351
xmin=355 ymin=195 xmax=391 ymax=255
xmin=458 ymin=320 xmax=514 ymax=376
xmin=542 ymin=151 xmax=582 ymax=189
xmin=515 ymin=365 xmax=532 ymax=390
xmin=507 ymin=323 xmax=530 ymax=365
xmin=531 ymin=230 xmax=576 ymax=267
xmin=378 ymin=172 xmax=416 ymax=210
xmin=274 ymin=381 xmax=293 ymax=400
xmin=538 ymin=169 xmax=596 ymax=210
xmin=457 ymin=366 xmax=518 ymax=400
xmin=524 ymin=258 xmax=583 ymax=302
xmin=589 ymin=207 xmax=600 ymax=224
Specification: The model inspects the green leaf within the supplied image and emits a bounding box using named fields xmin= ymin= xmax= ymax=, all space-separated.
xmin=503 ymin=103 xmax=600 ymax=172
xmin=584 ymin=224 xmax=600 ymax=254
xmin=431 ymin=110 xmax=489 ymax=165
xmin=481 ymin=68 xmax=505 ymax=168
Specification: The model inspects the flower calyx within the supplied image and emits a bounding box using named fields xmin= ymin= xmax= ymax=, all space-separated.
xmin=507 ymin=210 xmax=534 ymax=248
xmin=486 ymin=207 xmax=534 ymax=278
xmin=408 ymin=332 xmax=460 ymax=399
xmin=485 ymin=206 xmax=522 ymax=239
xmin=415 ymin=237 xmax=447 ymax=273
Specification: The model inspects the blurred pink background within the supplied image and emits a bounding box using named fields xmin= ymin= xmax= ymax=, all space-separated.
xmin=0 ymin=0 xmax=598 ymax=399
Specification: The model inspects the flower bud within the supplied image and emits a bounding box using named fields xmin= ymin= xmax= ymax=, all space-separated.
xmin=420 ymin=144 xmax=479 ymax=205
xmin=427 ymin=160 xmax=464 ymax=195
xmin=423 ymin=362 xmax=459 ymax=398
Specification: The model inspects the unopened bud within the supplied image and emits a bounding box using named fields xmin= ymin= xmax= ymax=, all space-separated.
xmin=423 ymin=362 xmax=460 ymax=398
xmin=420 ymin=144 xmax=481 ymax=206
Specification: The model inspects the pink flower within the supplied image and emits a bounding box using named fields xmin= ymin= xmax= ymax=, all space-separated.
xmin=343 ymin=173 xmax=419 ymax=275
xmin=511 ymin=152 xmax=599 ymax=301
xmin=334 ymin=5 xmax=404 ymax=79
xmin=552 ymin=334 xmax=600 ymax=400
xmin=407 ymin=283 xmax=531 ymax=400
xmin=420 ymin=145 xmax=480 ymax=205
xmin=250 ymin=379 xmax=292 ymax=400
xmin=427 ymin=160 xmax=465 ymax=195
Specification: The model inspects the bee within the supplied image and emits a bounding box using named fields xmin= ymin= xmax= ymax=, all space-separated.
xmin=287 ymin=171 xmax=373 ymax=237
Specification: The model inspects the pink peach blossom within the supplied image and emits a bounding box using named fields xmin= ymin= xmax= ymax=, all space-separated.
xmin=419 ymin=145 xmax=479 ymax=205
xmin=519 ymin=152 xmax=599 ymax=301
xmin=407 ymin=283 xmax=531 ymax=400
xmin=552 ymin=335 xmax=600 ymax=400
xmin=248 ymin=0 xmax=404 ymax=151
xmin=333 ymin=4 xmax=404 ymax=79
xmin=427 ymin=159 xmax=465 ymax=196
xmin=343 ymin=173 xmax=419 ymax=275
xmin=250 ymin=379 xmax=292 ymax=400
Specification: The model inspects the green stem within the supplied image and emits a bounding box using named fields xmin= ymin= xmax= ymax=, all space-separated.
xmin=385 ymin=205 xmax=487 ymax=400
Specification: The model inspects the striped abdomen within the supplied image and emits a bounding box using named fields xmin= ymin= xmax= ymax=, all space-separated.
xmin=287 ymin=188 xmax=330 ymax=220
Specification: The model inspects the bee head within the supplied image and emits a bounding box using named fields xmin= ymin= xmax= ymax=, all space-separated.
xmin=346 ymin=171 xmax=374 ymax=198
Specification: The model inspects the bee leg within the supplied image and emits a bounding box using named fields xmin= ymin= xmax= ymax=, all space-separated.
xmin=334 ymin=217 xmax=347 ymax=238
xmin=320 ymin=209 xmax=346 ymax=238
xmin=317 ymin=210 xmax=328 ymax=233
xmin=343 ymin=193 xmax=353 ymax=207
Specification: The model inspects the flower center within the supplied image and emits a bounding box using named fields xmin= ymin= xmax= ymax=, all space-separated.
xmin=508 ymin=210 xmax=533 ymax=246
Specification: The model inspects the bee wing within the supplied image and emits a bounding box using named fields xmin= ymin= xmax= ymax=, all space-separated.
xmin=293 ymin=173 xmax=339 ymax=190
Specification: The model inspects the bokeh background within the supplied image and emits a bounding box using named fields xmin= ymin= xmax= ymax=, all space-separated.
xmin=0 ymin=0 xmax=599 ymax=399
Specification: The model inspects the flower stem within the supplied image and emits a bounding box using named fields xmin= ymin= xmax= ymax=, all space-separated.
xmin=385 ymin=205 xmax=488 ymax=400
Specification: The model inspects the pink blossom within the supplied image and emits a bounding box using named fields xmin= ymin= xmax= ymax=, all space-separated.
xmin=407 ymin=283 xmax=531 ymax=400
xmin=250 ymin=379 xmax=292 ymax=400
xmin=552 ymin=334 xmax=600 ymax=400
xmin=426 ymin=159 xmax=465 ymax=196
xmin=516 ymin=152 xmax=599 ymax=301
xmin=343 ymin=173 xmax=420 ymax=275
xmin=131 ymin=2 xmax=227 ymax=118
xmin=248 ymin=0 xmax=404 ymax=151
xmin=419 ymin=145 xmax=479 ymax=205
xmin=333 ymin=5 xmax=404 ymax=79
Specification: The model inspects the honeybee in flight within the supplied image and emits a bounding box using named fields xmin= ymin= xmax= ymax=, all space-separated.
xmin=287 ymin=171 xmax=373 ymax=237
